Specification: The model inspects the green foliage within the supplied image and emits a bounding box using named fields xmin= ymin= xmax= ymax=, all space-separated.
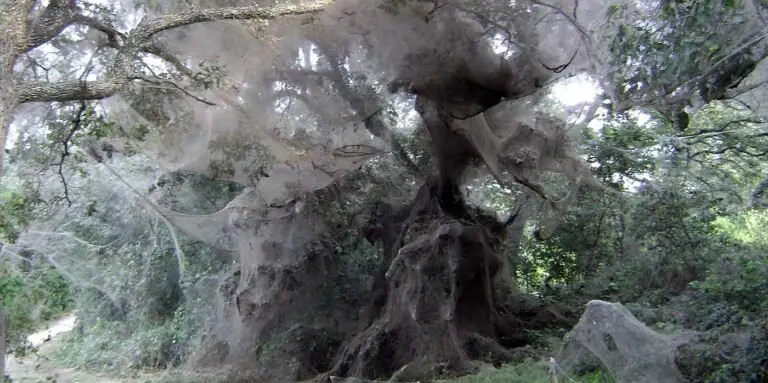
xmin=437 ymin=360 xmax=614 ymax=383
xmin=31 ymin=265 xmax=75 ymax=320
xmin=0 ymin=188 xmax=40 ymax=244
xmin=712 ymin=210 xmax=768 ymax=249
xmin=517 ymin=232 xmax=579 ymax=292
xmin=4 ymin=1 xmax=768 ymax=381
xmin=607 ymin=0 xmax=752 ymax=104
xmin=0 ymin=268 xmax=32 ymax=353
xmin=438 ymin=360 xmax=551 ymax=383
xmin=311 ymin=189 xmax=383 ymax=313
xmin=584 ymin=113 xmax=663 ymax=187
xmin=687 ymin=210 xmax=768 ymax=314
xmin=0 ymin=259 xmax=73 ymax=353
xmin=578 ymin=370 xmax=615 ymax=383
xmin=0 ymin=267 xmax=24 ymax=306
xmin=691 ymin=251 xmax=768 ymax=313
xmin=676 ymin=300 xmax=768 ymax=382
xmin=56 ymin=307 xmax=196 ymax=371
xmin=706 ymin=318 xmax=768 ymax=382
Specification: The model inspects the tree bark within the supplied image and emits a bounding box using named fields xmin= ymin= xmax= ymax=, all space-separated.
xmin=0 ymin=308 xmax=6 ymax=381
xmin=0 ymin=0 xmax=36 ymax=178
xmin=327 ymin=92 xmax=526 ymax=380
xmin=499 ymin=208 xmax=528 ymax=289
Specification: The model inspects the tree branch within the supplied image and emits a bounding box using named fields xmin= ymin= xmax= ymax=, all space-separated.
xmin=529 ymin=0 xmax=591 ymax=42
xmin=139 ymin=43 xmax=196 ymax=77
xmin=14 ymin=0 xmax=332 ymax=104
xmin=277 ymin=64 xmax=423 ymax=177
xmin=616 ymin=29 xmax=768 ymax=117
xmin=133 ymin=1 xmax=331 ymax=41
xmin=312 ymin=42 xmax=423 ymax=177
xmin=24 ymin=0 xmax=76 ymax=52
xmin=56 ymin=100 xmax=87 ymax=206
xmin=16 ymin=78 xmax=126 ymax=103
xmin=73 ymin=13 xmax=126 ymax=48
xmin=274 ymin=87 xmax=342 ymax=123
xmin=130 ymin=74 xmax=216 ymax=105
xmin=679 ymin=118 xmax=763 ymax=139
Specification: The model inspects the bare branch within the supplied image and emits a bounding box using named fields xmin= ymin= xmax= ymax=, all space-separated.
xmin=57 ymin=100 xmax=87 ymax=206
xmin=680 ymin=118 xmax=764 ymax=140
xmin=73 ymin=13 xmax=126 ymax=47
xmin=140 ymin=43 xmax=196 ymax=77
xmin=530 ymin=0 xmax=591 ymax=41
xmin=130 ymin=74 xmax=216 ymax=106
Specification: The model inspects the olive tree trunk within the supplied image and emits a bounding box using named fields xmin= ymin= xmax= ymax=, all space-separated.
xmin=0 ymin=0 xmax=35 ymax=178
xmin=0 ymin=3 xmax=32 ymax=375
xmin=0 ymin=308 xmax=6 ymax=381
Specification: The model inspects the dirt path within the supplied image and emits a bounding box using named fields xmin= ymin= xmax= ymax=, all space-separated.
xmin=4 ymin=314 xmax=138 ymax=383
xmin=4 ymin=315 xmax=233 ymax=383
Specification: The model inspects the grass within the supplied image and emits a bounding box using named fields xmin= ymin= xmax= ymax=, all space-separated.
xmin=437 ymin=360 xmax=551 ymax=383
xmin=437 ymin=359 xmax=615 ymax=383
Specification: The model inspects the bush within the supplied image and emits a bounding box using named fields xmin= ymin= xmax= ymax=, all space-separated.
xmin=675 ymin=247 xmax=768 ymax=381
xmin=434 ymin=359 xmax=614 ymax=383
xmin=690 ymin=250 xmax=768 ymax=314
xmin=0 ymin=270 xmax=35 ymax=351
xmin=55 ymin=306 xmax=196 ymax=372
xmin=676 ymin=314 xmax=768 ymax=383
xmin=0 ymin=259 xmax=73 ymax=354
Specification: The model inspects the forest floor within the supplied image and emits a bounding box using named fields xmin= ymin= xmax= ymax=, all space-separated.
xmin=4 ymin=314 xmax=152 ymax=383
xmin=4 ymin=314 xmax=567 ymax=383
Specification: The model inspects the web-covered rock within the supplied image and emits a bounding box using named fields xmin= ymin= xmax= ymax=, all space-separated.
xmin=555 ymin=300 xmax=694 ymax=383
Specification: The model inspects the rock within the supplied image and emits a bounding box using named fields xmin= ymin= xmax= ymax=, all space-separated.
xmin=555 ymin=300 xmax=694 ymax=383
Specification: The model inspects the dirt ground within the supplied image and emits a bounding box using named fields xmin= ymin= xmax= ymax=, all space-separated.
xmin=4 ymin=314 xmax=270 ymax=383
xmin=4 ymin=314 xmax=151 ymax=383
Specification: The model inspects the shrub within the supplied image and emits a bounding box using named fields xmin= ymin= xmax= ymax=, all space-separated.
xmin=435 ymin=359 xmax=614 ymax=383
xmin=56 ymin=306 xmax=196 ymax=372
xmin=0 ymin=259 xmax=73 ymax=354
xmin=690 ymin=250 xmax=768 ymax=314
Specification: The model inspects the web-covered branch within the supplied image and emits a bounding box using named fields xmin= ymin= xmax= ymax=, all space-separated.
xmin=13 ymin=0 xmax=332 ymax=104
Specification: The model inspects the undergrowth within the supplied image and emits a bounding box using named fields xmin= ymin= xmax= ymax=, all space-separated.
xmin=436 ymin=360 xmax=614 ymax=383
xmin=1 ymin=259 xmax=74 ymax=355
xmin=54 ymin=307 xmax=195 ymax=373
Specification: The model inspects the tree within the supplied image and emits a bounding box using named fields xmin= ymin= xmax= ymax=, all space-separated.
xmin=4 ymin=0 xmax=768 ymax=382
xmin=0 ymin=0 xmax=636 ymax=379
xmin=0 ymin=1 xmax=333 ymax=378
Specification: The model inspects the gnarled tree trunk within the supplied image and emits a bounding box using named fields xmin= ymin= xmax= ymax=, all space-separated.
xmin=0 ymin=2 xmax=33 ymax=378
xmin=327 ymin=90 xmax=536 ymax=380
xmin=0 ymin=308 xmax=6 ymax=381
xmin=0 ymin=0 xmax=35 ymax=178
